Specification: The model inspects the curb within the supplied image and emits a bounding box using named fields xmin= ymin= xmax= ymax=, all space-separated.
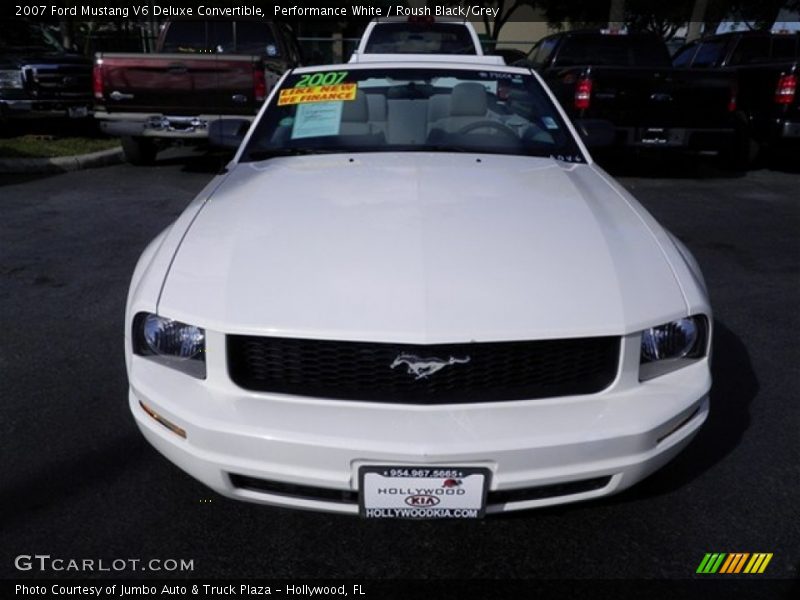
xmin=0 ymin=146 xmax=124 ymax=174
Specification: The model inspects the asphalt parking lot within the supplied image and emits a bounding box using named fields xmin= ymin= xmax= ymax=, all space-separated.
xmin=1 ymin=151 xmax=798 ymax=584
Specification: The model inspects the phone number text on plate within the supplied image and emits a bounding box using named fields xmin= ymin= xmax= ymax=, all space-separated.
xmin=384 ymin=468 xmax=465 ymax=478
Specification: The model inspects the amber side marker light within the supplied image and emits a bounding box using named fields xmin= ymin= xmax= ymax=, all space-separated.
xmin=139 ymin=401 xmax=187 ymax=439
xmin=657 ymin=406 xmax=701 ymax=444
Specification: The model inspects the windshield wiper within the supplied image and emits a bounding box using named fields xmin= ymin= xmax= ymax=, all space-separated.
xmin=421 ymin=145 xmax=474 ymax=153
xmin=423 ymin=145 xmax=546 ymax=157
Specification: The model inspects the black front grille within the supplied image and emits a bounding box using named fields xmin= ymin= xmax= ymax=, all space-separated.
xmin=230 ymin=474 xmax=358 ymax=504
xmin=24 ymin=66 xmax=92 ymax=99
xmin=227 ymin=335 xmax=619 ymax=404
xmin=228 ymin=473 xmax=613 ymax=506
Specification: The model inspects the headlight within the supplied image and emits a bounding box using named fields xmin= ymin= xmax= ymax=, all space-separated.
xmin=639 ymin=316 xmax=708 ymax=381
xmin=0 ymin=70 xmax=23 ymax=89
xmin=133 ymin=313 xmax=205 ymax=378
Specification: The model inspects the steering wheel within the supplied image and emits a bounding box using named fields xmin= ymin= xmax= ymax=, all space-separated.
xmin=457 ymin=120 xmax=519 ymax=140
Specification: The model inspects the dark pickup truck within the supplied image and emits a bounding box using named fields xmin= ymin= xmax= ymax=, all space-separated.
xmin=518 ymin=30 xmax=740 ymax=159
xmin=94 ymin=19 xmax=303 ymax=164
xmin=0 ymin=21 xmax=92 ymax=121
xmin=672 ymin=31 xmax=799 ymax=158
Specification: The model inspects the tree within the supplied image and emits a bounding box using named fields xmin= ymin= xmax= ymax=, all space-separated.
xmin=436 ymin=0 xmax=537 ymax=40
xmin=686 ymin=0 xmax=709 ymax=41
xmin=624 ymin=0 xmax=696 ymax=39
xmin=727 ymin=0 xmax=800 ymax=29
xmin=608 ymin=0 xmax=626 ymax=29
xmin=481 ymin=0 xmax=535 ymax=40
xmin=58 ymin=19 xmax=75 ymax=50
xmin=485 ymin=0 xmax=800 ymax=41
xmin=539 ymin=0 xmax=616 ymax=30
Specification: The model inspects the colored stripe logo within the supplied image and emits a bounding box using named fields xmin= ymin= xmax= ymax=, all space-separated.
xmin=697 ymin=553 xmax=773 ymax=574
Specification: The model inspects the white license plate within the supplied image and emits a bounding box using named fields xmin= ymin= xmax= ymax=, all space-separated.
xmin=359 ymin=466 xmax=489 ymax=519
xmin=67 ymin=106 xmax=88 ymax=118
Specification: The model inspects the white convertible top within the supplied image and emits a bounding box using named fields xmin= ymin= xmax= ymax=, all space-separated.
xmin=350 ymin=54 xmax=505 ymax=65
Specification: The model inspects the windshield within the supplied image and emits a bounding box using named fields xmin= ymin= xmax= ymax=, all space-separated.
xmin=161 ymin=21 xmax=279 ymax=56
xmin=241 ymin=67 xmax=584 ymax=163
xmin=557 ymin=35 xmax=671 ymax=67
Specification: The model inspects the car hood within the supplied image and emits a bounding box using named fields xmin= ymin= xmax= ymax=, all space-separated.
xmin=158 ymin=153 xmax=688 ymax=342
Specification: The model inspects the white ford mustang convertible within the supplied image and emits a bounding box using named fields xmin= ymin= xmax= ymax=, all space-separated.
xmin=125 ymin=60 xmax=712 ymax=518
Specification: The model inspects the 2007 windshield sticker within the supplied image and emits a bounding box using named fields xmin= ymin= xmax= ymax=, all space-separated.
xmin=295 ymin=72 xmax=349 ymax=88
xmin=278 ymin=71 xmax=356 ymax=106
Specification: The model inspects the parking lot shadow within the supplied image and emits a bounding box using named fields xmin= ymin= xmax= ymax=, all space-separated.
xmin=148 ymin=148 xmax=233 ymax=175
xmin=763 ymin=146 xmax=800 ymax=175
xmin=597 ymin=152 xmax=748 ymax=180
xmin=0 ymin=172 xmax=61 ymax=188
xmin=0 ymin=434 xmax=145 ymax=530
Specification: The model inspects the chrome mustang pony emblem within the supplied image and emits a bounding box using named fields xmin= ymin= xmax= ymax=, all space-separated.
xmin=390 ymin=353 xmax=471 ymax=380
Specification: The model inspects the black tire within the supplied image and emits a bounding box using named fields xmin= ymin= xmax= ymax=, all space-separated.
xmin=763 ymin=139 xmax=799 ymax=171
xmin=121 ymin=136 xmax=158 ymax=166
xmin=721 ymin=133 xmax=760 ymax=171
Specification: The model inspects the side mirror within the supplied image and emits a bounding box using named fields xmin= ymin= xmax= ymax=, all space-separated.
xmin=574 ymin=118 xmax=616 ymax=148
xmin=208 ymin=118 xmax=251 ymax=149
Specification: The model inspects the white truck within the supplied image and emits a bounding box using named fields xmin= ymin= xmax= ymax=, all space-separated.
xmin=350 ymin=17 xmax=496 ymax=63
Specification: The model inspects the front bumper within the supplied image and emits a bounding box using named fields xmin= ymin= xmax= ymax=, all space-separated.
xmin=0 ymin=98 xmax=92 ymax=118
xmin=129 ymin=331 xmax=711 ymax=515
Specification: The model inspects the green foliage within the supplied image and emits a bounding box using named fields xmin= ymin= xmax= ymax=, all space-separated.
xmin=539 ymin=0 xmax=800 ymax=39
xmin=0 ymin=136 xmax=119 ymax=159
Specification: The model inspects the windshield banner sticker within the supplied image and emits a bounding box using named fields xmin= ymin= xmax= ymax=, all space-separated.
xmin=278 ymin=83 xmax=357 ymax=106
xmin=291 ymin=102 xmax=343 ymax=139
xmin=295 ymin=72 xmax=349 ymax=88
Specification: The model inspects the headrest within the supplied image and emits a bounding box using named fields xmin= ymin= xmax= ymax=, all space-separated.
xmin=450 ymin=83 xmax=487 ymax=117
xmin=387 ymin=83 xmax=433 ymax=99
xmin=366 ymin=93 xmax=387 ymax=120
xmin=341 ymin=90 xmax=369 ymax=122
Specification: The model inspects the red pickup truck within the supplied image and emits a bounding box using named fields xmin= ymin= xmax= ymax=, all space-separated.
xmin=93 ymin=20 xmax=302 ymax=164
